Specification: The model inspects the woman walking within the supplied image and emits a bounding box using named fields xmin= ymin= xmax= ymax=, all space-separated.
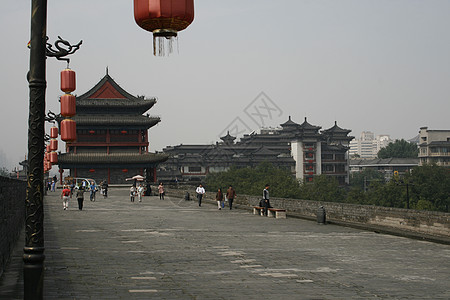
xmin=216 ymin=188 xmax=223 ymax=210
xmin=158 ymin=182 xmax=165 ymax=200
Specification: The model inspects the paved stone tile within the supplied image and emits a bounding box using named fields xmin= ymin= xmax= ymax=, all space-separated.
xmin=1 ymin=188 xmax=449 ymax=299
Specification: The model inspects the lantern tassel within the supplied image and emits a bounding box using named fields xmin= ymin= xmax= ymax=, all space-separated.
xmin=153 ymin=36 xmax=178 ymax=56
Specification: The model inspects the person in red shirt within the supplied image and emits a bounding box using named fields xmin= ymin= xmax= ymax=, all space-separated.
xmin=61 ymin=185 xmax=71 ymax=210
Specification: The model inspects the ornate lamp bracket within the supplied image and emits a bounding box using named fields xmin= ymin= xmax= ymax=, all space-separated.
xmin=45 ymin=36 xmax=82 ymax=68
xmin=45 ymin=110 xmax=59 ymax=124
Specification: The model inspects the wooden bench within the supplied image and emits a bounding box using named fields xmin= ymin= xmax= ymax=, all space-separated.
xmin=253 ymin=206 xmax=287 ymax=219
xmin=268 ymin=208 xmax=287 ymax=219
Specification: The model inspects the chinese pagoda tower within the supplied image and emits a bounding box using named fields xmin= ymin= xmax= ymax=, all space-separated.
xmin=57 ymin=72 xmax=168 ymax=184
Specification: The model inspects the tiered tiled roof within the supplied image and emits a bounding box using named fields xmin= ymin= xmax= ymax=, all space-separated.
xmin=73 ymin=115 xmax=160 ymax=128
xmin=58 ymin=153 xmax=168 ymax=165
xmin=76 ymin=74 xmax=156 ymax=114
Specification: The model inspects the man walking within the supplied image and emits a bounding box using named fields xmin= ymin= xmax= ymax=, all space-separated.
xmin=61 ymin=185 xmax=71 ymax=210
xmin=226 ymin=185 xmax=236 ymax=210
xmin=263 ymin=184 xmax=271 ymax=216
xmin=196 ymin=184 xmax=206 ymax=207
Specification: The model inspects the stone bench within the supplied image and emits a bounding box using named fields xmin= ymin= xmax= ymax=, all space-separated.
xmin=253 ymin=206 xmax=287 ymax=219
xmin=253 ymin=206 xmax=265 ymax=216
xmin=268 ymin=208 xmax=287 ymax=219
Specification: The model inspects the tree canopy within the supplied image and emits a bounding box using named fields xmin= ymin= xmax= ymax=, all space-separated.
xmin=377 ymin=139 xmax=418 ymax=158
xmin=205 ymin=161 xmax=449 ymax=213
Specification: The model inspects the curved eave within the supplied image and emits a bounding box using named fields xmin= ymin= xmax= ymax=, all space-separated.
xmin=58 ymin=153 xmax=169 ymax=165
xmin=72 ymin=115 xmax=160 ymax=128
xmin=76 ymin=98 xmax=156 ymax=114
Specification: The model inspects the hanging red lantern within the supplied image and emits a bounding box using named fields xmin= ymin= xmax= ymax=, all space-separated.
xmin=61 ymin=119 xmax=77 ymax=142
xmin=134 ymin=0 xmax=194 ymax=56
xmin=60 ymin=94 xmax=76 ymax=117
xmin=46 ymin=144 xmax=51 ymax=152
xmin=49 ymin=152 xmax=58 ymax=164
xmin=49 ymin=139 xmax=58 ymax=151
xmin=50 ymin=126 xmax=58 ymax=138
xmin=61 ymin=69 xmax=76 ymax=93
xmin=45 ymin=152 xmax=50 ymax=161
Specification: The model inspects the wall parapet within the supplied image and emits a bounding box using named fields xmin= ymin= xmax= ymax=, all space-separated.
xmin=0 ymin=176 xmax=26 ymax=277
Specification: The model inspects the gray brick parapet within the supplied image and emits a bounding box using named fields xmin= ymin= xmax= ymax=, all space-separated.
xmin=0 ymin=176 xmax=26 ymax=277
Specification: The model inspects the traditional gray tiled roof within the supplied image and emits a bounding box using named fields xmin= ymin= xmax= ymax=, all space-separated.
xmin=76 ymin=74 xmax=157 ymax=114
xmin=322 ymin=121 xmax=352 ymax=134
xmin=58 ymin=153 xmax=169 ymax=165
xmin=76 ymin=98 xmax=156 ymax=111
xmin=73 ymin=115 xmax=160 ymax=128
xmin=280 ymin=116 xmax=300 ymax=127
xmin=298 ymin=117 xmax=321 ymax=131
xmin=349 ymin=158 xmax=419 ymax=166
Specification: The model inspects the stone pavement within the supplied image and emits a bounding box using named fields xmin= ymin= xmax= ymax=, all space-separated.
xmin=1 ymin=188 xmax=449 ymax=300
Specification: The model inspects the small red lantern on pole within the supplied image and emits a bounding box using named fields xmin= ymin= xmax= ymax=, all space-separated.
xmin=49 ymin=139 xmax=58 ymax=151
xmin=49 ymin=152 xmax=58 ymax=164
xmin=50 ymin=126 xmax=58 ymax=139
xmin=134 ymin=0 xmax=194 ymax=56
xmin=61 ymin=119 xmax=77 ymax=142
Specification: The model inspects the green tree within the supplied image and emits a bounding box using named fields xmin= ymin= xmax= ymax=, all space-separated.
xmin=349 ymin=168 xmax=385 ymax=191
xmin=205 ymin=162 xmax=301 ymax=199
xmin=408 ymin=164 xmax=450 ymax=212
xmin=377 ymin=139 xmax=418 ymax=158
xmin=299 ymin=175 xmax=346 ymax=203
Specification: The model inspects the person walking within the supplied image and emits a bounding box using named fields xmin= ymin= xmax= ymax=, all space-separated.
xmin=158 ymin=182 xmax=165 ymax=200
xmin=101 ymin=180 xmax=108 ymax=198
xmin=216 ymin=188 xmax=223 ymax=210
xmin=263 ymin=184 xmax=271 ymax=216
xmin=90 ymin=181 xmax=97 ymax=202
xmin=138 ymin=184 xmax=145 ymax=202
xmin=130 ymin=185 xmax=136 ymax=202
xmin=61 ymin=185 xmax=71 ymax=210
xmin=226 ymin=185 xmax=236 ymax=210
xmin=196 ymin=184 xmax=206 ymax=207
xmin=75 ymin=186 xmax=85 ymax=210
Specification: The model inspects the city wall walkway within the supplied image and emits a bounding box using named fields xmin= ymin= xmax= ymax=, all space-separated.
xmin=1 ymin=188 xmax=449 ymax=299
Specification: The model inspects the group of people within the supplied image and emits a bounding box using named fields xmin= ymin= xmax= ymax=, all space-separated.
xmin=129 ymin=184 xmax=145 ymax=202
xmin=212 ymin=185 xmax=236 ymax=210
xmin=213 ymin=184 xmax=271 ymax=214
xmin=59 ymin=179 xmax=109 ymax=211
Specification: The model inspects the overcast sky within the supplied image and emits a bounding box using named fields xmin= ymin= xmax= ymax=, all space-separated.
xmin=1 ymin=0 xmax=449 ymax=170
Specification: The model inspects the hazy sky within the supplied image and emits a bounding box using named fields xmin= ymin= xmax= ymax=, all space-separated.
xmin=1 ymin=0 xmax=449 ymax=170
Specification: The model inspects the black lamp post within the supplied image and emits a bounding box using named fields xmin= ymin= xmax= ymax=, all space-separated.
xmin=25 ymin=1 xmax=81 ymax=299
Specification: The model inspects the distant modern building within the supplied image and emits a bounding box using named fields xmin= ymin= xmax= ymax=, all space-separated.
xmin=418 ymin=127 xmax=450 ymax=167
xmin=160 ymin=117 xmax=354 ymax=185
xmin=349 ymin=131 xmax=392 ymax=159
xmin=57 ymin=72 xmax=168 ymax=184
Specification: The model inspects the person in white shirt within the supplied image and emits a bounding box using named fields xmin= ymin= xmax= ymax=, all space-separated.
xmin=137 ymin=184 xmax=144 ymax=202
xmin=196 ymin=184 xmax=206 ymax=207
